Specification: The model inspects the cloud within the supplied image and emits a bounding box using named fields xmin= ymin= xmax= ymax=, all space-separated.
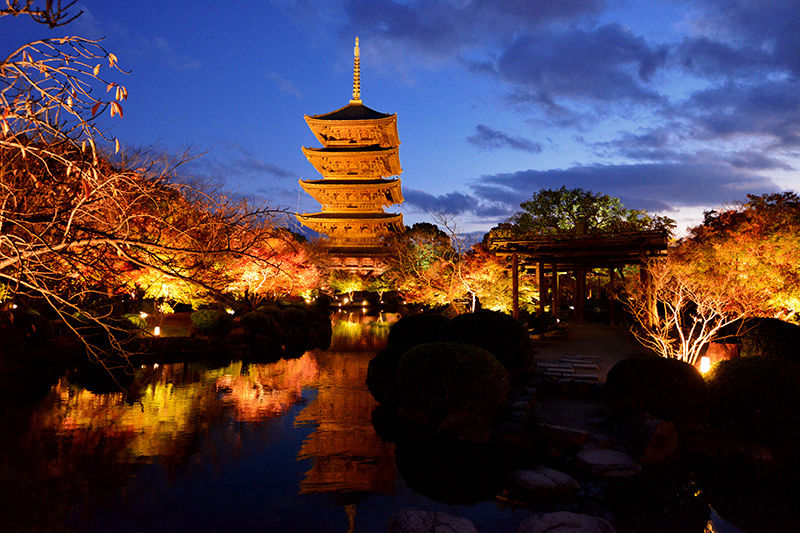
xmin=684 ymin=80 xmax=800 ymax=148
xmin=491 ymin=24 xmax=668 ymax=106
xmin=403 ymin=188 xmax=514 ymax=218
xmin=677 ymin=36 xmax=772 ymax=79
xmin=685 ymin=0 xmax=800 ymax=76
xmin=134 ymin=35 xmax=201 ymax=71
xmin=466 ymin=124 xmax=543 ymax=153
xmin=474 ymin=160 xmax=779 ymax=212
xmin=267 ymin=71 xmax=303 ymax=100
xmin=188 ymin=141 xmax=297 ymax=181
xmin=69 ymin=7 xmax=200 ymax=71
xmin=338 ymin=0 xmax=605 ymax=57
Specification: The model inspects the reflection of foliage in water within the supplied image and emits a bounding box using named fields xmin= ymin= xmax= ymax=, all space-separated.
xmin=329 ymin=311 xmax=397 ymax=351
xmin=0 ymin=355 xmax=319 ymax=530
xmin=9 ymin=355 xmax=319 ymax=490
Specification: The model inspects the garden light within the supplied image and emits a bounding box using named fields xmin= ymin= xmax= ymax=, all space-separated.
xmin=154 ymin=326 xmax=161 ymax=336
xmin=700 ymin=356 xmax=711 ymax=374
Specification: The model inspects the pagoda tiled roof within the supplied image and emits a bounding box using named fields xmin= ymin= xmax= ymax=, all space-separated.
xmin=310 ymin=103 xmax=393 ymax=121
xmin=327 ymin=246 xmax=394 ymax=255
xmin=303 ymin=145 xmax=394 ymax=153
xmin=301 ymin=178 xmax=399 ymax=185
xmin=299 ymin=212 xmax=401 ymax=220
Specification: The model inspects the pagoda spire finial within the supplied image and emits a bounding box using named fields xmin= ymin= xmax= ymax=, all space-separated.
xmin=350 ymin=36 xmax=362 ymax=104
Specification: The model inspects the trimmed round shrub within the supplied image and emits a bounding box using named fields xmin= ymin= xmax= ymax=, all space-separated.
xmin=706 ymin=357 xmax=800 ymax=445
xmin=124 ymin=313 xmax=147 ymax=331
xmin=606 ymin=356 xmax=709 ymax=423
xmin=11 ymin=308 xmax=55 ymax=350
xmin=387 ymin=313 xmax=450 ymax=347
xmin=739 ymin=318 xmax=800 ymax=362
xmin=441 ymin=310 xmax=536 ymax=378
xmin=281 ymin=306 xmax=310 ymax=356
xmin=240 ymin=311 xmax=277 ymax=338
xmin=66 ymin=312 xmax=141 ymax=355
xmin=395 ymin=342 xmax=509 ymax=421
xmin=315 ymin=314 xmax=333 ymax=350
xmin=367 ymin=343 xmax=409 ymax=404
xmin=190 ymin=309 xmax=234 ymax=338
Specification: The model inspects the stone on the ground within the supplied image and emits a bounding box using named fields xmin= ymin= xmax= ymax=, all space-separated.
xmin=507 ymin=467 xmax=581 ymax=501
xmin=518 ymin=511 xmax=615 ymax=533
xmin=537 ymin=422 xmax=588 ymax=450
xmin=573 ymin=449 xmax=641 ymax=478
xmin=389 ymin=509 xmax=477 ymax=533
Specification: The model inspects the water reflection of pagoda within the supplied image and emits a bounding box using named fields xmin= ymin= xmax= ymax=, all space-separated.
xmin=295 ymin=38 xmax=404 ymax=273
xmin=295 ymin=350 xmax=396 ymax=496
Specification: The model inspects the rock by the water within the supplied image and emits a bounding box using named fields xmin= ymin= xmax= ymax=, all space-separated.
xmin=573 ymin=449 xmax=641 ymax=478
xmin=518 ymin=511 xmax=615 ymax=533
xmin=507 ymin=467 xmax=581 ymax=501
xmin=389 ymin=509 xmax=477 ymax=533
xmin=620 ymin=412 xmax=679 ymax=464
xmin=537 ymin=423 xmax=588 ymax=450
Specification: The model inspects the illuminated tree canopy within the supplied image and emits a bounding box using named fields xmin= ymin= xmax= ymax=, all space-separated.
xmin=494 ymin=186 xmax=675 ymax=237
xmin=0 ymin=3 xmax=314 ymax=364
xmin=678 ymin=192 xmax=800 ymax=323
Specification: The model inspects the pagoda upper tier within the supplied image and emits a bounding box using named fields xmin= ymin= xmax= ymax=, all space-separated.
xmin=300 ymin=178 xmax=404 ymax=212
xmin=305 ymin=103 xmax=400 ymax=148
xmin=301 ymin=145 xmax=401 ymax=179
xmin=295 ymin=37 xmax=404 ymax=264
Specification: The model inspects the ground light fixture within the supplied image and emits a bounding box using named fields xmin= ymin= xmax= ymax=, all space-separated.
xmin=699 ymin=356 xmax=711 ymax=374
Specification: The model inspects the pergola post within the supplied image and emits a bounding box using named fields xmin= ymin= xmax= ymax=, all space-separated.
xmin=608 ymin=267 xmax=616 ymax=327
xmin=538 ymin=260 xmax=545 ymax=315
xmin=512 ymin=253 xmax=519 ymax=319
xmin=551 ymin=262 xmax=560 ymax=318
xmin=576 ymin=268 xmax=586 ymax=323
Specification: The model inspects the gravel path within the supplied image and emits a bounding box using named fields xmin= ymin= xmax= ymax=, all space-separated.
xmin=533 ymin=322 xmax=652 ymax=383
xmin=530 ymin=322 xmax=653 ymax=432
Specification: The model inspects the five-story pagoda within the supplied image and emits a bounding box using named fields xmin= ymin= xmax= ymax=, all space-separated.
xmin=296 ymin=38 xmax=404 ymax=272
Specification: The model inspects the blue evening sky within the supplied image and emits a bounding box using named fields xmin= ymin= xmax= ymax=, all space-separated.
xmin=3 ymin=0 xmax=799 ymax=236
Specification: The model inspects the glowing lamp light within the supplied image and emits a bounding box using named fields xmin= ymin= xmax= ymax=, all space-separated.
xmin=139 ymin=311 xmax=148 ymax=319
xmin=153 ymin=326 xmax=161 ymax=336
xmin=362 ymin=300 xmax=368 ymax=306
xmin=225 ymin=308 xmax=235 ymax=315
xmin=699 ymin=356 xmax=711 ymax=374
xmin=343 ymin=297 xmax=349 ymax=304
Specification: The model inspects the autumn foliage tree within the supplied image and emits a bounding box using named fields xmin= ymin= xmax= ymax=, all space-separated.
xmin=680 ymin=192 xmax=800 ymax=323
xmin=625 ymin=255 xmax=758 ymax=364
xmin=383 ymin=221 xmax=471 ymax=313
xmin=0 ymin=3 xmax=298 ymax=367
xmin=624 ymin=192 xmax=800 ymax=363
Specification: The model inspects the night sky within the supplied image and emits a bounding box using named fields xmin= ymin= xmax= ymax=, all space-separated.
xmin=4 ymin=0 xmax=799 ymax=236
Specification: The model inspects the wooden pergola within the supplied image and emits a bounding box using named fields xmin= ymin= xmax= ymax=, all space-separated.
xmin=490 ymin=230 xmax=669 ymax=324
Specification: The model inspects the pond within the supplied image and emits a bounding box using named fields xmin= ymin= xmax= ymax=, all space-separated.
xmin=0 ymin=311 xmax=792 ymax=532
xmin=0 ymin=311 xmax=525 ymax=532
